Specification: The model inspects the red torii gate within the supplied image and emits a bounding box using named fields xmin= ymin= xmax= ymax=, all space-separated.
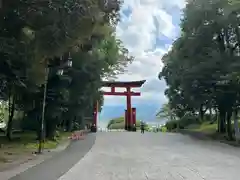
xmin=92 ymin=80 xmax=146 ymax=132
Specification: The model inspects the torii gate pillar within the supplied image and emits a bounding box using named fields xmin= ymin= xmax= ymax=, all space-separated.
xmin=132 ymin=108 xmax=136 ymax=131
xmin=125 ymin=109 xmax=128 ymax=130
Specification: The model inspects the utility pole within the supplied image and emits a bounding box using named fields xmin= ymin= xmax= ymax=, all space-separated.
xmin=38 ymin=67 xmax=49 ymax=154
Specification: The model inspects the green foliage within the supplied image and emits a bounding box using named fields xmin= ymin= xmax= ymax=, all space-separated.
xmin=107 ymin=116 xmax=142 ymax=129
xmin=165 ymin=113 xmax=206 ymax=131
xmin=107 ymin=117 xmax=125 ymax=129
xmin=179 ymin=113 xmax=199 ymax=128
xmin=156 ymin=103 xmax=177 ymax=121
xmin=165 ymin=120 xmax=178 ymax=131
xmin=159 ymin=0 xmax=240 ymax=139
xmin=160 ymin=126 xmax=167 ymax=132
xmin=0 ymin=0 xmax=133 ymax=141
xmin=107 ymin=117 xmax=125 ymax=128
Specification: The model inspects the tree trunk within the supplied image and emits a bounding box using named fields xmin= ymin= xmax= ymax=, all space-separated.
xmin=45 ymin=117 xmax=58 ymax=140
xmin=209 ymin=108 xmax=212 ymax=120
xmin=66 ymin=118 xmax=73 ymax=132
xmin=199 ymin=105 xmax=204 ymax=122
xmin=7 ymin=93 xmax=15 ymax=141
xmin=233 ymin=109 xmax=240 ymax=141
xmin=36 ymin=114 xmax=41 ymax=140
xmin=78 ymin=113 xmax=84 ymax=130
xmin=215 ymin=108 xmax=218 ymax=122
xmin=218 ymin=109 xmax=226 ymax=133
xmin=226 ymin=109 xmax=233 ymax=140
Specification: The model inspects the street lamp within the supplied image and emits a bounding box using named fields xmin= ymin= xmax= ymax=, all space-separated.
xmin=57 ymin=69 xmax=64 ymax=76
xmin=38 ymin=54 xmax=72 ymax=154
xmin=57 ymin=53 xmax=72 ymax=75
xmin=67 ymin=58 xmax=72 ymax=67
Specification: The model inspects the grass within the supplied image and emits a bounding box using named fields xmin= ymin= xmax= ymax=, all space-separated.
xmin=0 ymin=131 xmax=71 ymax=164
xmin=184 ymin=121 xmax=240 ymax=145
xmin=187 ymin=121 xmax=240 ymax=134
xmin=189 ymin=122 xmax=217 ymax=134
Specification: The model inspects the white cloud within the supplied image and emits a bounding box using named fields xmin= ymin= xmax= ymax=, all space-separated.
xmin=103 ymin=0 xmax=186 ymax=106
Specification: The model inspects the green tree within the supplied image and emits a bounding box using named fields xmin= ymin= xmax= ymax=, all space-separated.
xmin=156 ymin=103 xmax=177 ymax=121
xmin=0 ymin=0 xmax=133 ymax=141
xmin=159 ymin=0 xmax=240 ymax=140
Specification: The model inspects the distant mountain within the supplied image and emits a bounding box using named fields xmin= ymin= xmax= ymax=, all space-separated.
xmin=98 ymin=103 xmax=166 ymax=127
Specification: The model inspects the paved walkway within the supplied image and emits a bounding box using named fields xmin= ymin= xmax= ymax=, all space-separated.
xmin=59 ymin=132 xmax=240 ymax=180
xmin=7 ymin=134 xmax=96 ymax=180
xmin=4 ymin=132 xmax=240 ymax=180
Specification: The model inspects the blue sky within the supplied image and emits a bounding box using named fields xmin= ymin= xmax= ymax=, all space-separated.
xmin=99 ymin=0 xmax=186 ymax=125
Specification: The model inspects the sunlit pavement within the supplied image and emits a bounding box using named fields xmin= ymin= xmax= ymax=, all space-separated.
xmin=58 ymin=132 xmax=240 ymax=180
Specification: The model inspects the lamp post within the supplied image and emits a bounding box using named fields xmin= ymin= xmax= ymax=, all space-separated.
xmin=38 ymin=67 xmax=49 ymax=154
xmin=37 ymin=54 xmax=72 ymax=154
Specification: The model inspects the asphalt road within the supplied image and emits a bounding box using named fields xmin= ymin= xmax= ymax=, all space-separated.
xmin=9 ymin=133 xmax=96 ymax=180
xmin=8 ymin=132 xmax=240 ymax=180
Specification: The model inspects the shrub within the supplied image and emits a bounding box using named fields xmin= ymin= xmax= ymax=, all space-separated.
xmin=160 ymin=126 xmax=167 ymax=132
xmin=165 ymin=113 xmax=199 ymax=131
xmin=165 ymin=120 xmax=178 ymax=131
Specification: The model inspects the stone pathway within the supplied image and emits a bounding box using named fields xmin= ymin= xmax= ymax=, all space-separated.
xmin=59 ymin=132 xmax=240 ymax=180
